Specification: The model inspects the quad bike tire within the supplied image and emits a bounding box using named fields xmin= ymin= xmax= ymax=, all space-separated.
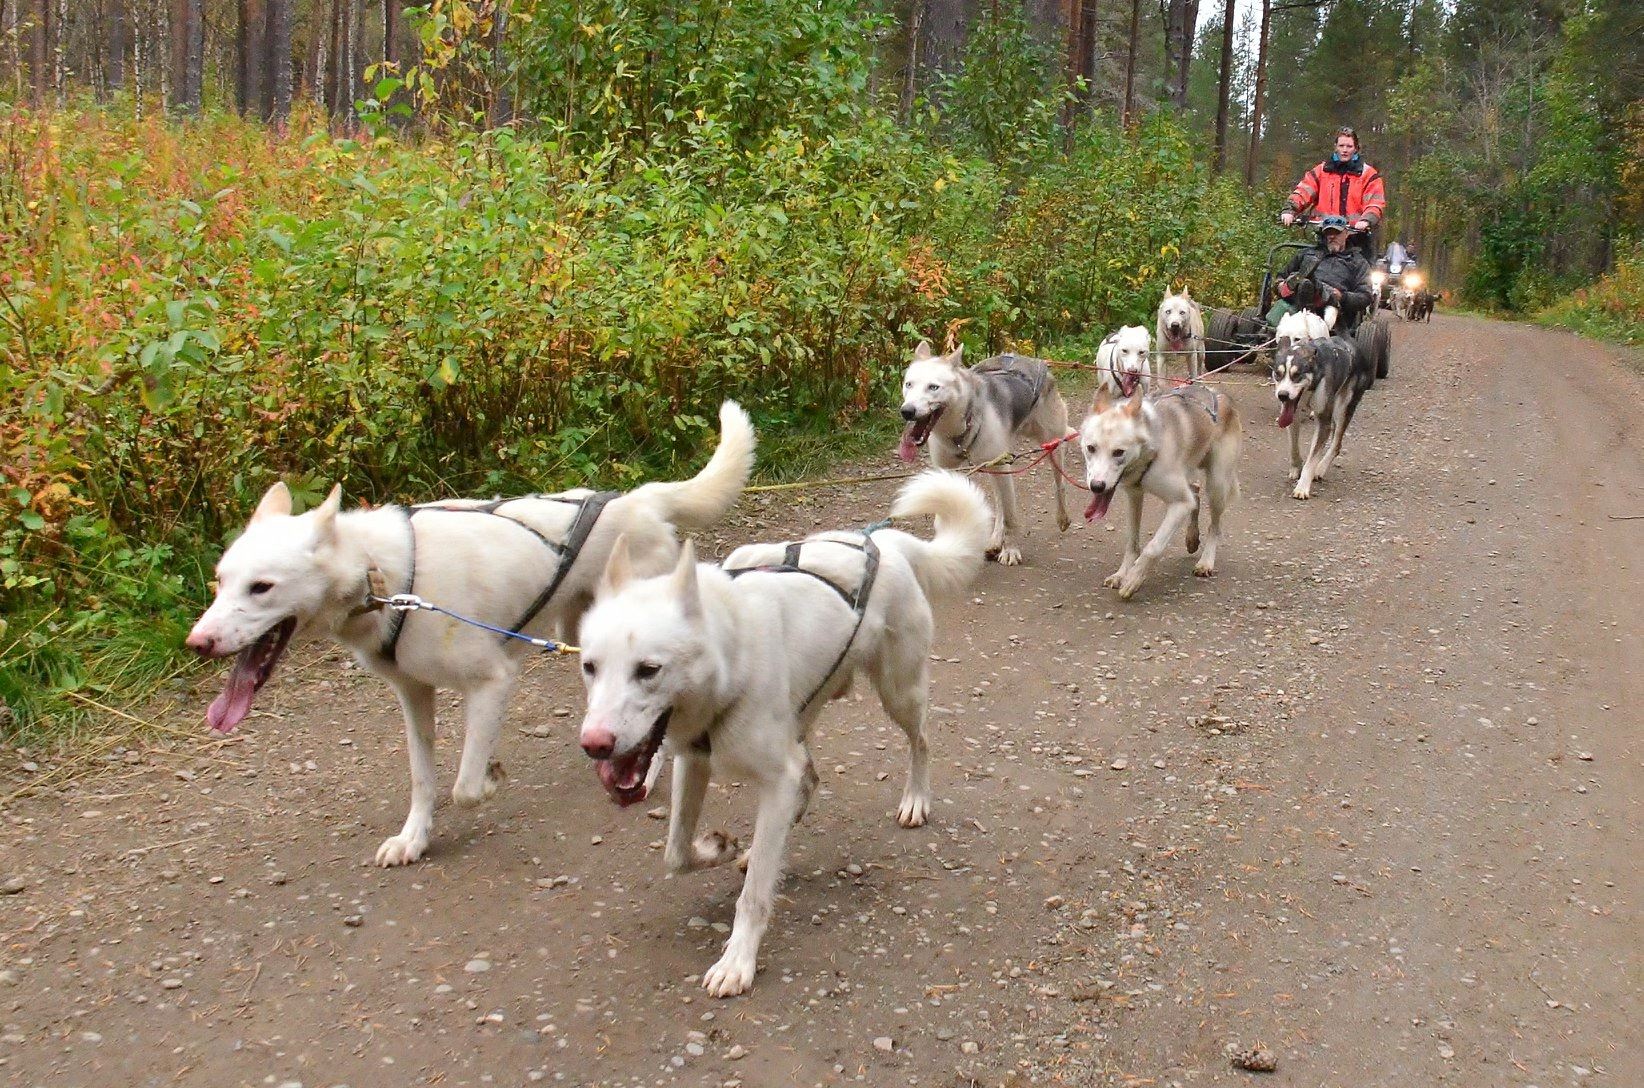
xmin=1354 ymin=315 xmax=1392 ymax=382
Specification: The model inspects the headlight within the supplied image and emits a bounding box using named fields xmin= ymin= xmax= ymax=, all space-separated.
xmin=1404 ymin=272 xmax=1422 ymax=288
xmin=1371 ymin=270 xmax=1386 ymax=285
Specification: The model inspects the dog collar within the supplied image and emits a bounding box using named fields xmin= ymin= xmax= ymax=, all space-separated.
xmin=954 ymin=401 xmax=979 ymax=461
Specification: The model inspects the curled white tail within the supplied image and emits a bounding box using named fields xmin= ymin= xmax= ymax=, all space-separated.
xmin=879 ymin=470 xmax=991 ymax=600
xmin=630 ymin=401 xmax=757 ymax=529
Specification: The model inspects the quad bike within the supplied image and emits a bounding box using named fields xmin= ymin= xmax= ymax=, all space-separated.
xmin=1205 ymin=216 xmax=1392 ymax=381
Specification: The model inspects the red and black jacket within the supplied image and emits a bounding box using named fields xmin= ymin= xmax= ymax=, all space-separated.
xmin=1287 ymin=156 xmax=1386 ymax=226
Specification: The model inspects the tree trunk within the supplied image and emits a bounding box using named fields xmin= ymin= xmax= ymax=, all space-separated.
xmin=899 ymin=0 xmax=925 ymax=124
xmin=26 ymin=0 xmax=49 ymax=106
xmin=1122 ymin=0 xmax=1140 ymax=127
xmin=488 ymin=0 xmax=511 ymax=127
xmin=51 ymin=0 xmax=63 ymax=104
xmin=1165 ymin=0 xmax=1200 ymax=109
xmin=108 ymin=0 xmax=129 ymax=91
xmin=266 ymin=0 xmax=291 ymax=123
xmin=179 ymin=0 xmax=202 ymax=111
xmin=1213 ymin=0 xmax=1234 ymax=172
xmin=237 ymin=0 xmax=262 ymax=114
xmin=382 ymin=0 xmax=397 ymax=66
xmin=1245 ymin=0 xmax=1272 ymax=186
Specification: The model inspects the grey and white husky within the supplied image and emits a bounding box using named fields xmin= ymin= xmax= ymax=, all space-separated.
xmin=186 ymin=402 xmax=756 ymax=867
xmin=897 ymin=342 xmax=1072 ymax=565
xmin=1271 ymin=336 xmax=1373 ymax=500
xmin=575 ymin=470 xmax=991 ymax=996
xmin=1079 ymin=386 xmax=1242 ymax=599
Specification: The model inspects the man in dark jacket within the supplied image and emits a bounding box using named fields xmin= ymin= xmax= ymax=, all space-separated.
xmin=1266 ymin=216 xmax=1375 ymax=329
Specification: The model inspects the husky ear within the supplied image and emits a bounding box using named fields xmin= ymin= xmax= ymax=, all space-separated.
xmin=948 ymin=343 xmax=964 ymax=367
xmin=1123 ymin=388 xmax=1145 ymax=417
xmin=671 ymin=540 xmax=702 ymax=619
xmin=601 ymin=534 xmax=635 ymax=595
xmin=309 ymin=484 xmax=343 ymax=547
xmin=912 ymin=340 xmax=935 ymax=361
xmin=251 ymin=481 xmax=293 ymax=524
xmin=1091 ymin=387 xmax=1112 ymax=415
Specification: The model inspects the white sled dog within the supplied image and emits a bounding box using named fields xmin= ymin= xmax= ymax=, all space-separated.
xmin=897 ymin=342 xmax=1073 ymax=565
xmin=1155 ymin=289 xmax=1207 ymax=379
xmin=1274 ymin=308 xmax=1333 ymax=347
xmin=186 ymin=402 xmax=756 ymax=867
xmin=1079 ymin=387 xmax=1242 ymax=599
xmin=575 ymin=470 xmax=990 ymax=997
xmin=1095 ymin=325 xmax=1156 ymax=399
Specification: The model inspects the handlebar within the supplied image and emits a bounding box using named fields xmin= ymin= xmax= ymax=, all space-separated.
xmin=1276 ymin=213 xmax=1372 ymax=234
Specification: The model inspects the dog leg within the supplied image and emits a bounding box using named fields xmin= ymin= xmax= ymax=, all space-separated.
xmin=1119 ymin=494 xmax=1195 ymax=599
xmin=1196 ymin=462 xmax=1234 ymax=577
xmin=1319 ymin=392 xmax=1364 ymax=479
xmin=451 ymin=676 xmax=514 ymax=807
xmin=1293 ymin=417 xmax=1332 ymax=500
xmin=990 ymin=472 xmax=1023 ymax=566
xmin=376 ymin=680 xmax=438 ymax=867
xmin=871 ymin=634 xmax=933 ymax=828
xmin=666 ymin=752 xmax=738 ymax=874
xmin=1185 ymin=482 xmax=1202 ymax=555
xmin=1040 ymin=393 xmax=1073 ymax=534
xmin=1104 ymin=487 xmax=1145 ymax=589
xmin=1289 ymin=415 xmax=1305 ymax=479
xmin=703 ymin=746 xmax=808 ymax=998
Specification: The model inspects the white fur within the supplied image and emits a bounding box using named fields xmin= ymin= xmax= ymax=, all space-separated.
xmin=1155 ymin=289 xmax=1207 ymax=379
xmin=1095 ymin=325 xmax=1155 ymax=399
xmin=187 ymin=402 xmax=756 ymax=867
xmin=1078 ymin=390 xmax=1242 ymax=599
xmin=576 ymin=471 xmax=990 ymax=997
xmin=1274 ymin=309 xmax=1331 ymax=347
xmin=898 ymin=342 xmax=1072 ymax=566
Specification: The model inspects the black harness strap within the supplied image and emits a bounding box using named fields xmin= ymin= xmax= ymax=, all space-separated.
xmin=382 ymin=506 xmax=418 ymax=662
xmin=507 ymin=491 xmax=618 ymax=637
xmin=379 ymin=490 xmax=618 ymax=660
xmin=694 ymin=534 xmax=884 ymax=754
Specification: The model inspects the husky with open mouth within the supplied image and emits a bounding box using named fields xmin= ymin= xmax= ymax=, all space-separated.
xmin=1270 ymin=335 xmax=1372 ymax=500
xmin=185 ymin=401 xmax=755 ymax=867
xmin=575 ymin=470 xmax=990 ymax=997
xmin=1095 ymin=325 xmax=1156 ymax=399
xmin=1078 ymin=385 xmax=1242 ymax=599
xmin=1155 ymin=288 xmax=1206 ymax=380
xmin=896 ymin=341 xmax=1072 ymax=566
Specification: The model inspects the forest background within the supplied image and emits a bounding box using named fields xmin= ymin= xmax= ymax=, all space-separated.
xmin=1 ymin=0 xmax=1639 ymax=734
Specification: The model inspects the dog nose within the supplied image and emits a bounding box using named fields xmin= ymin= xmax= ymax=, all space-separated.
xmin=900 ymin=405 xmax=916 ymax=421
xmin=580 ymin=725 xmax=616 ymax=760
xmin=186 ymin=630 xmax=216 ymax=658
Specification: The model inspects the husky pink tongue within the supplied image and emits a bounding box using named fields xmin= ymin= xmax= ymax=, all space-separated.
xmin=1084 ymin=490 xmax=1114 ymax=522
xmin=596 ymin=754 xmax=650 ymax=806
xmin=1277 ymin=400 xmax=1296 ymax=428
xmin=897 ymin=423 xmax=920 ymax=463
xmin=206 ymin=649 xmax=262 ymax=733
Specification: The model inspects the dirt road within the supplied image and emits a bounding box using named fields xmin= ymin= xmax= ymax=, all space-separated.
xmin=2 ymin=314 xmax=1639 ymax=1088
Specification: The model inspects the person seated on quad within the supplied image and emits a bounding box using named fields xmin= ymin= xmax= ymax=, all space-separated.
xmin=1267 ymin=216 xmax=1375 ymax=331
xmin=1280 ymin=127 xmax=1386 ymax=259
xmin=1384 ymin=240 xmax=1409 ymax=272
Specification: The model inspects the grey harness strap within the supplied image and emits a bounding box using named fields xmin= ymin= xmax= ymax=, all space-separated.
xmin=1156 ymin=384 xmax=1221 ymax=423
xmin=382 ymin=490 xmax=618 ymax=660
xmin=692 ymin=534 xmax=883 ymax=755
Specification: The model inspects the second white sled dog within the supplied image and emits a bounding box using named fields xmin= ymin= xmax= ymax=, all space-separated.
xmin=575 ymin=470 xmax=990 ymax=997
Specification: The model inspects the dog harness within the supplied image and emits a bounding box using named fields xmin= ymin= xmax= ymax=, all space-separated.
xmin=1154 ymin=384 xmax=1221 ymax=423
xmin=688 ymin=533 xmax=883 ymax=755
xmin=365 ymin=491 xmax=618 ymax=663
xmin=955 ymin=354 xmax=1051 ymax=460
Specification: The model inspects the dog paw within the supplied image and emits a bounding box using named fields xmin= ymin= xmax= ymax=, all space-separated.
xmin=1056 ymin=511 xmax=1072 ymax=533
xmin=1291 ymin=484 xmax=1312 ymax=501
xmin=374 ymin=833 xmax=428 ymax=867
xmin=703 ymin=952 xmax=757 ymax=998
xmin=1194 ymin=563 xmax=1217 ymax=578
xmin=1103 ymin=570 xmax=1126 ymax=589
xmin=896 ymin=792 xmax=930 ymax=828
xmin=996 ymin=546 xmax=1023 ymax=567
xmin=695 ymin=831 xmax=740 ymax=869
xmin=1185 ymin=528 xmax=1201 ymax=555
xmin=1118 ymin=573 xmax=1145 ymax=599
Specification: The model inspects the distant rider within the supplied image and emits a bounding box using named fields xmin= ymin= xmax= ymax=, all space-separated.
xmin=1267 ymin=216 xmax=1375 ymax=329
xmin=1280 ymin=127 xmax=1386 ymax=259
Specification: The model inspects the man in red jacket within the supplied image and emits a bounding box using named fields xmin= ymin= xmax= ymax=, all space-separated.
xmin=1280 ymin=127 xmax=1386 ymax=256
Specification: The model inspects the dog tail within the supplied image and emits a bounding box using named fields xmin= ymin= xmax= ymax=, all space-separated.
xmin=629 ymin=401 xmax=756 ymax=530
xmin=878 ymin=470 xmax=991 ymax=600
